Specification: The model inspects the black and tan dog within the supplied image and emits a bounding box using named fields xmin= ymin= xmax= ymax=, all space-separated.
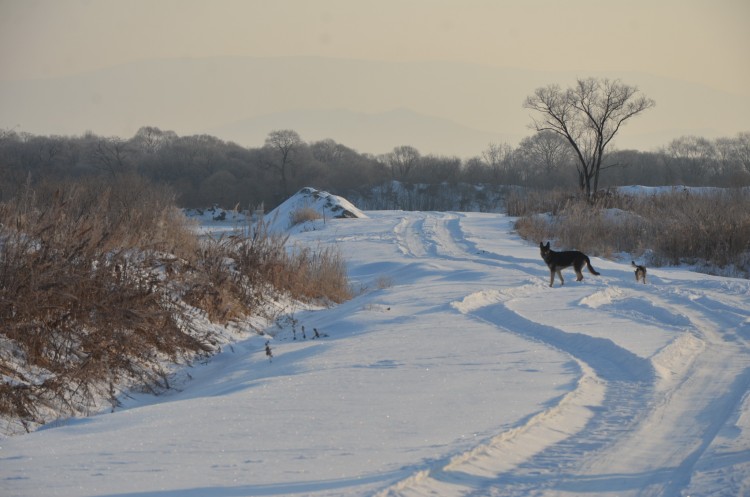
xmin=539 ymin=242 xmax=600 ymax=287
xmin=632 ymin=261 xmax=647 ymax=284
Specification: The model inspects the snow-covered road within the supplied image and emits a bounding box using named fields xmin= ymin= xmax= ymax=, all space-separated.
xmin=2 ymin=210 xmax=749 ymax=497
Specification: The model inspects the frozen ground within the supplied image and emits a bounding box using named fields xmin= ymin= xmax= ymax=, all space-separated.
xmin=2 ymin=196 xmax=749 ymax=496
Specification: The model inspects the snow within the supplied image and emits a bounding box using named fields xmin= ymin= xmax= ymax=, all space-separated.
xmin=264 ymin=187 xmax=368 ymax=234
xmin=615 ymin=185 xmax=738 ymax=196
xmin=2 ymin=190 xmax=750 ymax=497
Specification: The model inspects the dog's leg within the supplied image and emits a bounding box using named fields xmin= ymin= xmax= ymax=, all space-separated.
xmin=549 ymin=269 xmax=555 ymax=287
xmin=557 ymin=270 xmax=564 ymax=286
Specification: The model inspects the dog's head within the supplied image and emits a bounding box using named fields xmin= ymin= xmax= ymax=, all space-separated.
xmin=539 ymin=241 xmax=551 ymax=259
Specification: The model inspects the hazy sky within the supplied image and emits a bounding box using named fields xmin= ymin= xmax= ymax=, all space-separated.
xmin=2 ymin=0 xmax=748 ymax=95
xmin=1 ymin=0 xmax=748 ymax=154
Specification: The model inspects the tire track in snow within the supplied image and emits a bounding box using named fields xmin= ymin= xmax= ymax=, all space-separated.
xmin=384 ymin=212 xmax=750 ymax=496
xmin=626 ymin=285 xmax=750 ymax=497
xmin=393 ymin=213 xmax=428 ymax=258
xmin=384 ymin=213 xmax=636 ymax=495
xmin=377 ymin=285 xmax=657 ymax=497
xmin=481 ymin=282 xmax=750 ymax=497
xmin=392 ymin=212 xmax=468 ymax=260
xmin=572 ymin=281 xmax=750 ymax=497
xmin=397 ymin=211 xmax=543 ymax=282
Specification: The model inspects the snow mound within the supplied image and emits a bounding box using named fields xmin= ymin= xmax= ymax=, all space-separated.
xmin=264 ymin=187 xmax=368 ymax=233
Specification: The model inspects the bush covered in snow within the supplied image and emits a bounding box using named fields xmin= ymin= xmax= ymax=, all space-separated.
xmin=0 ymin=179 xmax=351 ymax=433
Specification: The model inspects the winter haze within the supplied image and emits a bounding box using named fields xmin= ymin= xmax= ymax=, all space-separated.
xmin=1 ymin=0 xmax=749 ymax=157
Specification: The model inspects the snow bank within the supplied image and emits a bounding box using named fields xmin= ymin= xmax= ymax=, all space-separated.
xmin=615 ymin=185 xmax=737 ymax=196
xmin=264 ymin=186 xmax=368 ymax=233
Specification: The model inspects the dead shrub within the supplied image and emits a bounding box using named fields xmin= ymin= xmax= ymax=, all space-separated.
xmin=513 ymin=214 xmax=556 ymax=245
xmin=282 ymin=244 xmax=351 ymax=304
xmin=1 ymin=177 xmax=353 ymax=432
xmin=290 ymin=206 xmax=323 ymax=226
xmin=505 ymin=188 xmax=574 ymax=217
xmin=183 ymin=219 xmax=289 ymax=323
xmin=643 ymin=190 xmax=750 ymax=267
xmin=514 ymin=188 xmax=750 ymax=275
xmin=0 ymin=177 xmax=209 ymax=431
xmin=173 ymin=215 xmax=351 ymax=323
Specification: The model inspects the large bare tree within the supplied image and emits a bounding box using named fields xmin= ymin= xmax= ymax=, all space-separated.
xmin=524 ymin=78 xmax=655 ymax=197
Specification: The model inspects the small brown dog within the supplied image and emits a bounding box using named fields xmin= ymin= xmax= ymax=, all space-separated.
xmin=632 ymin=261 xmax=647 ymax=284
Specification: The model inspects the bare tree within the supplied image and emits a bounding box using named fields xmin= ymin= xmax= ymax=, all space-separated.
xmin=515 ymin=131 xmax=575 ymax=187
xmin=89 ymin=136 xmax=131 ymax=177
xmin=666 ymin=135 xmax=720 ymax=180
xmin=415 ymin=154 xmax=461 ymax=184
xmin=131 ymin=126 xmax=177 ymax=154
xmin=481 ymin=142 xmax=515 ymax=184
xmin=381 ymin=145 xmax=420 ymax=182
xmin=524 ymin=78 xmax=655 ymax=197
xmin=310 ymin=138 xmax=348 ymax=164
xmin=263 ymin=129 xmax=303 ymax=197
xmin=727 ymin=132 xmax=750 ymax=175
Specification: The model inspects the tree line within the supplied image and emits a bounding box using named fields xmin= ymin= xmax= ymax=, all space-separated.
xmin=2 ymin=75 xmax=749 ymax=211
xmin=1 ymin=126 xmax=747 ymax=211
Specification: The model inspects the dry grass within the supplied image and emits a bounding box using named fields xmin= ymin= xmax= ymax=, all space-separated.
xmin=505 ymin=188 xmax=574 ymax=217
xmin=0 ymin=177 xmax=208 ymax=429
xmin=513 ymin=188 xmax=750 ymax=275
xmin=182 ymin=220 xmax=290 ymax=323
xmin=290 ymin=206 xmax=323 ymax=226
xmin=0 ymin=177 xmax=352 ymax=432
xmin=281 ymin=244 xmax=351 ymax=304
xmin=183 ymin=220 xmax=349 ymax=321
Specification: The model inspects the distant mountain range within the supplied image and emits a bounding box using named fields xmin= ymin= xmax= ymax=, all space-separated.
xmin=2 ymin=56 xmax=748 ymax=157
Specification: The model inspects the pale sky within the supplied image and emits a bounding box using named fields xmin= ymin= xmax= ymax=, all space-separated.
xmin=2 ymin=0 xmax=748 ymax=94
xmin=1 ymin=0 xmax=748 ymax=153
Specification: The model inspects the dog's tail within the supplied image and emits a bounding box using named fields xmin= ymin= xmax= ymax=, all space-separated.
xmin=631 ymin=261 xmax=637 ymax=268
xmin=586 ymin=257 xmax=600 ymax=276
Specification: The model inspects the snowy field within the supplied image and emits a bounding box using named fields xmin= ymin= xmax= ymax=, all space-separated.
xmin=2 ymin=192 xmax=750 ymax=497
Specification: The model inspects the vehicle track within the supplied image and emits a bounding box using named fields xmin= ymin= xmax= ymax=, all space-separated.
xmin=380 ymin=211 xmax=750 ymax=497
